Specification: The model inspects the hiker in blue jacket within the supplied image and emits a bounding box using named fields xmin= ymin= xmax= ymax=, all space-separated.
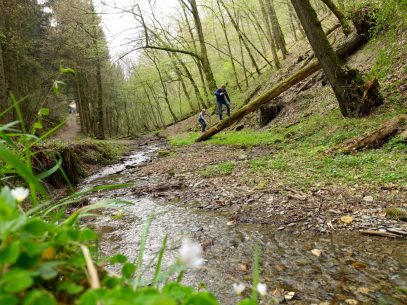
xmin=214 ymin=84 xmax=231 ymax=120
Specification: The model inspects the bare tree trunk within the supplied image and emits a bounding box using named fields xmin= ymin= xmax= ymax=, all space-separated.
xmin=188 ymin=0 xmax=217 ymax=92
xmin=266 ymin=0 xmax=288 ymax=57
xmin=95 ymin=61 xmax=105 ymax=139
xmin=74 ymin=73 xmax=86 ymax=133
xmin=180 ymin=4 xmax=209 ymax=97
xmin=258 ymin=0 xmax=280 ymax=68
xmin=0 ymin=43 xmax=9 ymax=121
xmin=150 ymin=55 xmax=178 ymax=122
xmin=216 ymin=0 xmax=242 ymax=90
xmin=291 ymin=0 xmax=382 ymax=117
xmin=286 ymin=0 xmax=298 ymax=41
xmin=218 ymin=0 xmax=261 ymax=75
xmin=319 ymin=0 xmax=351 ymax=35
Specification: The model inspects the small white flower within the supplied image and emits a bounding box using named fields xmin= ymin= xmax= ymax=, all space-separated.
xmin=179 ymin=238 xmax=204 ymax=268
xmin=11 ymin=187 xmax=29 ymax=202
xmin=257 ymin=283 xmax=267 ymax=296
xmin=233 ymin=283 xmax=246 ymax=295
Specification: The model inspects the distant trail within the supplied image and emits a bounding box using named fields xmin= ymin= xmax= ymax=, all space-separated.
xmin=54 ymin=113 xmax=80 ymax=142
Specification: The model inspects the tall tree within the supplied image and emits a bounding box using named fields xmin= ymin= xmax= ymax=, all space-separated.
xmin=291 ymin=0 xmax=382 ymax=117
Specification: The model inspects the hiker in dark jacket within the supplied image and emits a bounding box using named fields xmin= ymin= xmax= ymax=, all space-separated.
xmin=214 ymin=84 xmax=231 ymax=120
xmin=198 ymin=109 xmax=208 ymax=132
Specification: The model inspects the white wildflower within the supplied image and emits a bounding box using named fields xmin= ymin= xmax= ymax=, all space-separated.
xmin=11 ymin=187 xmax=29 ymax=202
xmin=257 ymin=283 xmax=267 ymax=296
xmin=233 ymin=283 xmax=246 ymax=295
xmin=179 ymin=238 xmax=204 ymax=268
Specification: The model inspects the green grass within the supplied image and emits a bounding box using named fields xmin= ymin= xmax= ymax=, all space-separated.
xmin=199 ymin=161 xmax=235 ymax=178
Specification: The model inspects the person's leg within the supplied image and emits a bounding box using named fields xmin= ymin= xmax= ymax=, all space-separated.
xmin=199 ymin=118 xmax=207 ymax=132
xmin=224 ymin=99 xmax=231 ymax=116
xmin=217 ymin=101 xmax=223 ymax=120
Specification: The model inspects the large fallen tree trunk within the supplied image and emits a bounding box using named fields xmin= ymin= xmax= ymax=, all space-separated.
xmin=326 ymin=114 xmax=407 ymax=154
xmin=196 ymin=33 xmax=367 ymax=142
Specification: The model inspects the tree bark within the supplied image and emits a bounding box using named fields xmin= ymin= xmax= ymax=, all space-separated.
xmin=95 ymin=62 xmax=105 ymax=139
xmin=266 ymin=0 xmax=288 ymax=57
xmin=196 ymin=31 xmax=371 ymax=142
xmin=291 ymin=0 xmax=382 ymax=118
xmin=0 ymin=43 xmax=9 ymax=121
xmin=319 ymin=0 xmax=351 ymax=35
xmin=216 ymin=0 xmax=242 ymax=90
xmin=259 ymin=0 xmax=280 ymax=68
xmin=326 ymin=115 xmax=407 ymax=154
xmin=188 ymin=0 xmax=217 ymax=93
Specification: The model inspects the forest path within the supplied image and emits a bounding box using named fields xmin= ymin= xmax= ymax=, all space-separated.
xmin=54 ymin=113 xmax=80 ymax=141
xmin=80 ymin=139 xmax=407 ymax=305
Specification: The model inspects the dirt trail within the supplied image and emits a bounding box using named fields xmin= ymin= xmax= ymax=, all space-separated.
xmin=54 ymin=113 xmax=80 ymax=141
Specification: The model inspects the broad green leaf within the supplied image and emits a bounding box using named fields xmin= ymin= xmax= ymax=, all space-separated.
xmin=237 ymin=299 xmax=258 ymax=305
xmin=121 ymin=262 xmax=136 ymax=278
xmin=0 ymin=269 xmax=36 ymax=293
xmin=110 ymin=254 xmax=127 ymax=264
xmin=163 ymin=283 xmax=194 ymax=303
xmin=58 ymin=281 xmax=84 ymax=295
xmin=183 ymin=292 xmax=220 ymax=305
xmin=59 ymin=66 xmax=76 ymax=75
xmin=0 ymin=241 xmax=20 ymax=264
xmin=0 ymin=294 xmax=18 ymax=305
xmin=37 ymin=261 xmax=61 ymax=280
xmin=33 ymin=121 xmax=43 ymax=130
xmin=22 ymin=290 xmax=56 ymax=305
xmin=39 ymin=108 xmax=49 ymax=116
xmin=79 ymin=227 xmax=98 ymax=242
xmin=23 ymin=218 xmax=48 ymax=235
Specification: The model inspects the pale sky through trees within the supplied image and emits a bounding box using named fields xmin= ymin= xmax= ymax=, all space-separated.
xmin=94 ymin=0 xmax=180 ymax=61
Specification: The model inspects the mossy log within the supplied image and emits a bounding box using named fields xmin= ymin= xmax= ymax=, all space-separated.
xmin=196 ymin=33 xmax=367 ymax=142
xmin=326 ymin=114 xmax=407 ymax=154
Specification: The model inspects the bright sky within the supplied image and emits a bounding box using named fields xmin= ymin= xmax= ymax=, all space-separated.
xmin=94 ymin=0 xmax=180 ymax=61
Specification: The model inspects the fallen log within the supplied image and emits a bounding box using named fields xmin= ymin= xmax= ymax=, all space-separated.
xmin=359 ymin=229 xmax=403 ymax=238
xmin=326 ymin=114 xmax=407 ymax=154
xmin=196 ymin=33 xmax=367 ymax=142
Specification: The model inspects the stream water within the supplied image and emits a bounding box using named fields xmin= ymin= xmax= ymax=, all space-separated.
xmin=81 ymin=144 xmax=407 ymax=305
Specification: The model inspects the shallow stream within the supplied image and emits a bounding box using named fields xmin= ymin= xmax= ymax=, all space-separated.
xmin=81 ymin=144 xmax=407 ymax=305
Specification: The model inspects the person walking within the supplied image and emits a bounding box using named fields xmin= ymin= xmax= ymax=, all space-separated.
xmin=198 ymin=108 xmax=208 ymax=132
xmin=214 ymin=84 xmax=231 ymax=120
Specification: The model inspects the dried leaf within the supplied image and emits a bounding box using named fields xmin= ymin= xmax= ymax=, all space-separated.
xmin=357 ymin=287 xmax=371 ymax=294
xmin=352 ymin=261 xmax=368 ymax=270
xmin=240 ymin=263 xmax=248 ymax=272
xmin=311 ymin=249 xmax=321 ymax=257
xmin=340 ymin=215 xmax=354 ymax=224
xmin=284 ymin=291 xmax=295 ymax=300
xmin=345 ymin=299 xmax=358 ymax=305
xmin=41 ymin=247 xmax=56 ymax=260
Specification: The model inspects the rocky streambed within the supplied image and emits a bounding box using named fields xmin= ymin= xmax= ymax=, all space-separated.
xmin=81 ymin=138 xmax=407 ymax=305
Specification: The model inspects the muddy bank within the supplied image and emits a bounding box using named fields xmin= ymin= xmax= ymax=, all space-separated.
xmin=80 ymin=139 xmax=406 ymax=305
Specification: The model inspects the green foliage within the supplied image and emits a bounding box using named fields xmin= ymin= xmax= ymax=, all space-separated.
xmin=0 ymin=115 xmax=265 ymax=305
xmin=199 ymin=161 xmax=235 ymax=178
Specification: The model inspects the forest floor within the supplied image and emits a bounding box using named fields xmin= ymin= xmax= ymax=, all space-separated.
xmin=134 ymin=27 xmax=407 ymax=236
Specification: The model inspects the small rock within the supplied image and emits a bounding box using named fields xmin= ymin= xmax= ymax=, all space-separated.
xmin=363 ymin=196 xmax=374 ymax=203
xmin=277 ymin=226 xmax=285 ymax=231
